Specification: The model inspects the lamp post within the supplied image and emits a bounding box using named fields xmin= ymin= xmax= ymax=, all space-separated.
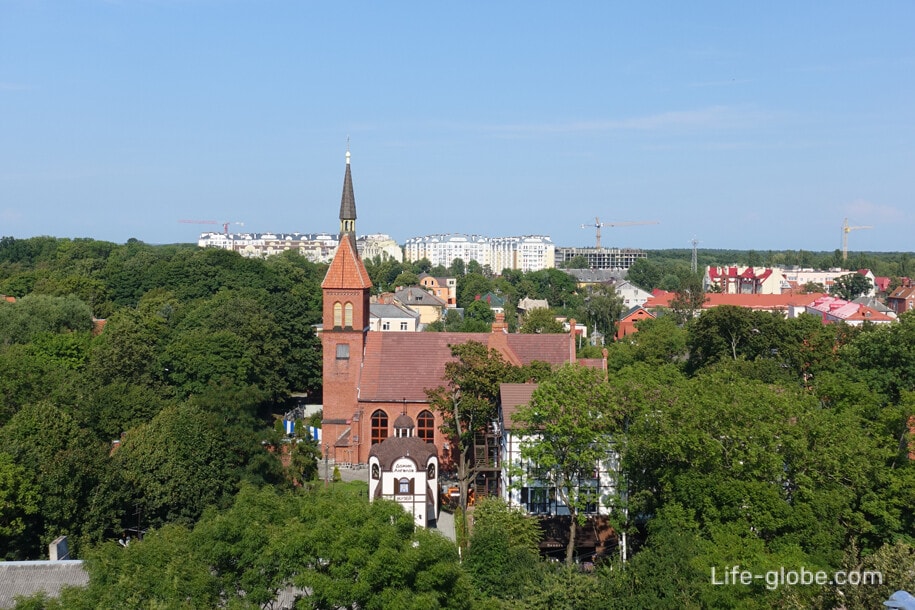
xmin=324 ymin=444 xmax=329 ymax=486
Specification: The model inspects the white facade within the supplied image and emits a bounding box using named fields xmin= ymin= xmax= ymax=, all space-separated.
xmin=403 ymin=234 xmax=555 ymax=272
xmin=197 ymin=232 xmax=402 ymax=264
xmin=781 ymin=268 xmax=877 ymax=297
xmin=500 ymin=428 xmax=617 ymax=518
xmin=369 ymin=303 xmax=420 ymax=332
xmin=613 ymin=280 xmax=653 ymax=308
xmin=490 ymin=236 xmax=555 ymax=273
xmin=359 ymin=234 xmax=404 ymax=263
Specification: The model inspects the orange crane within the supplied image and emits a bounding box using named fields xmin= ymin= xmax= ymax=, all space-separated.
xmin=580 ymin=217 xmax=659 ymax=249
xmin=841 ymin=218 xmax=872 ymax=261
xmin=179 ymin=219 xmax=245 ymax=235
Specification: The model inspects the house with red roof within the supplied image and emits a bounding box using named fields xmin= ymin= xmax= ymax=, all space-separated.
xmin=644 ymin=291 xmax=829 ymax=318
xmin=615 ymin=305 xmax=655 ymax=340
xmin=705 ymin=266 xmax=784 ymax=295
xmin=887 ymin=281 xmax=915 ymax=315
xmin=320 ymin=152 xmax=577 ymax=473
xmin=805 ymin=295 xmax=896 ymax=326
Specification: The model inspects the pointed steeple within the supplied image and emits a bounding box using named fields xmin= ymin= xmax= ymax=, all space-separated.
xmin=339 ymin=149 xmax=356 ymax=237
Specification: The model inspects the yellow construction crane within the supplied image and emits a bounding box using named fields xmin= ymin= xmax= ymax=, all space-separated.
xmin=842 ymin=218 xmax=873 ymax=261
xmin=580 ymin=217 xmax=659 ymax=249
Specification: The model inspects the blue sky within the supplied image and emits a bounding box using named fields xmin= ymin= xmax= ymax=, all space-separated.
xmin=1 ymin=1 xmax=913 ymax=252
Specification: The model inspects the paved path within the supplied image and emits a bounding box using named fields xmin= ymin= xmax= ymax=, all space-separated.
xmin=328 ymin=462 xmax=456 ymax=542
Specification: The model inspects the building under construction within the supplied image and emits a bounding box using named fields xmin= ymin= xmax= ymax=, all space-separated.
xmin=555 ymin=246 xmax=647 ymax=270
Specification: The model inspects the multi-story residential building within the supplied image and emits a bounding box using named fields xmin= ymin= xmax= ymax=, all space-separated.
xmin=490 ymin=235 xmax=555 ymax=273
xmin=197 ymin=232 xmax=401 ymax=263
xmin=358 ymin=234 xmax=404 ymax=263
xmin=404 ymin=234 xmax=555 ymax=272
xmin=781 ymin=267 xmax=877 ymax=297
xmin=554 ymin=247 xmax=647 ymax=271
xmin=403 ymin=234 xmax=491 ymax=269
xmin=705 ymin=266 xmax=785 ymax=295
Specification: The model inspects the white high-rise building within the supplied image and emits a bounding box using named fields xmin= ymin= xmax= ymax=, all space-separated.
xmin=403 ymin=233 xmax=554 ymax=272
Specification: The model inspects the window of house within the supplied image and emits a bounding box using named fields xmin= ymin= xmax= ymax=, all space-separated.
xmin=382 ymin=321 xmax=390 ymax=331
xmin=416 ymin=410 xmax=435 ymax=443
xmin=344 ymin=302 xmax=354 ymax=328
xmin=371 ymin=410 xmax=388 ymax=445
xmin=336 ymin=343 xmax=349 ymax=360
xmin=333 ymin=302 xmax=343 ymax=327
xmin=400 ymin=321 xmax=408 ymax=331
xmin=398 ymin=477 xmax=413 ymax=494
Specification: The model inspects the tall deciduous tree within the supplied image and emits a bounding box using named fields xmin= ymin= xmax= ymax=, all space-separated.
xmin=831 ymin=272 xmax=872 ymax=300
xmin=513 ymin=364 xmax=620 ymax=564
xmin=426 ymin=342 xmax=516 ymax=517
xmin=466 ymin=497 xmax=542 ymax=600
xmin=519 ymin=307 xmax=564 ymax=334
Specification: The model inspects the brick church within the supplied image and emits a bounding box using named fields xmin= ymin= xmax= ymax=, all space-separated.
xmin=320 ymin=152 xmax=579 ymax=467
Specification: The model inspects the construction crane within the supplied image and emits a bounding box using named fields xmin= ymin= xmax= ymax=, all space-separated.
xmin=580 ymin=217 xmax=659 ymax=249
xmin=841 ymin=218 xmax=872 ymax=261
xmin=179 ymin=219 xmax=245 ymax=235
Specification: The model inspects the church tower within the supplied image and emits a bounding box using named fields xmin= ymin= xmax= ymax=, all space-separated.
xmin=321 ymin=150 xmax=373 ymax=463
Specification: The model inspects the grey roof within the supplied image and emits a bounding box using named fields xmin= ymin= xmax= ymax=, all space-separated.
xmin=370 ymin=303 xmax=420 ymax=320
xmin=851 ymin=296 xmax=894 ymax=313
xmin=0 ymin=561 xmax=88 ymax=609
xmin=339 ymin=156 xmax=357 ymax=225
xmin=394 ymin=286 xmax=447 ymax=307
xmin=562 ymin=269 xmax=624 ymax=284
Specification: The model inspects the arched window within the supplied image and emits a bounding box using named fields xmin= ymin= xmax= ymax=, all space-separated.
xmin=417 ymin=410 xmax=435 ymax=443
xmin=344 ymin=302 xmax=354 ymax=328
xmin=371 ymin=410 xmax=388 ymax=445
xmin=333 ymin=302 xmax=343 ymax=327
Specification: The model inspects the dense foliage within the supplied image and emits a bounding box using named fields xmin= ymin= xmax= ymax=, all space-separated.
xmin=0 ymin=237 xmax=324 ymax=560
xmin=4 ymin=236 xmax=915 ymax=608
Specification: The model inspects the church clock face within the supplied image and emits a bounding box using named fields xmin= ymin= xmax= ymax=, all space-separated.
xmin=427 ymin=463 xmax=436 ymax=480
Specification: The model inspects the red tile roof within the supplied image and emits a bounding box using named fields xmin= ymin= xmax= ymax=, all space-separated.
xmin=321 ymin=235 xmax=372 ymax=289
xmin=499 ymin=383 xmax=537 ymax=429
xmin=357 ymin=332 xmax=572 ymax=402
xmin=645 ymin=292 xmax=828 ymax=311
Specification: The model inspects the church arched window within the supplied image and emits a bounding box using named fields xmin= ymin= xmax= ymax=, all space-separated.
xmin=417 ymin=410 xmax=435 ymax=443
xmin=371 ymin=410 xmax=388 ymax=445
xmin=333 ymin=302 xmax=343 ymax=328
xmin=344 ymin=302 xmax=354 ymax=328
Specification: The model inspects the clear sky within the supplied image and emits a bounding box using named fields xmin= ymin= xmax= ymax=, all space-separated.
xmin=1 ymin=1 xmax=913 ymax=252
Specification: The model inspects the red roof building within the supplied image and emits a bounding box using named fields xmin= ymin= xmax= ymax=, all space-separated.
xmin=320 ymin=153 xmax=577 ymax=467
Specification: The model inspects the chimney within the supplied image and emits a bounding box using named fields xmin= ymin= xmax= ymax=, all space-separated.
xmin=491 ymin=312 xmax=508 ymax=333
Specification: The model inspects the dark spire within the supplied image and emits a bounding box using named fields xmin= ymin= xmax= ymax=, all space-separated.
xmin=339 ymin=148 xmax=356 ymax=237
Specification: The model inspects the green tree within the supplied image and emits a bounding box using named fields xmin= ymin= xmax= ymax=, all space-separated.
xmin=114 ymin=403 xmax=237 ymax=527
xmin=514 ymin=364 xmax=620 ymax=564
xmin=519 ymin=307 xmax=564 ymax=334
xmin=831 ymin=272 xmax=872 ymax=300
xmin=0 ymin=294 xmax=94 ymax=346
xmin=668 ymin=273 xmax=707 ymax=324
xmin=0 ymin=452 xmax=40 ymax=559
xmin=582 ymin=284 xmax=624 ymax=339
xmin=626 ymin=258 xmax=662 ymax=291
xmin=465 ymin=497 xmax=542 ymax=599
xmin=426 ymin=342 xmax=518 ymax=518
